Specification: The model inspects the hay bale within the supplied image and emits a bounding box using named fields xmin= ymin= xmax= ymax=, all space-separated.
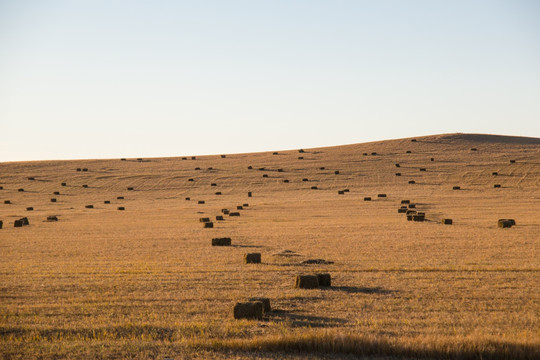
xmin=364 ymin=197 xmax=371 ymax=201
xmin=262 ymin=174 xmax=268 ymax=178
xmin=188 ymin=178 xmax=194 ymax=181
xmin=398 ymin=208 xmax=407 ymax=213
xmin=21 ymin=217 xmax=29 ymax=225
xmin=117 ymin=207 xmax=125 ymax=211
xmin=320 ymin=167 xmax=325 ymax=170
xmin=334 ymin=170 xmax=340 ymax=175
xmin=237 ymin=206 xmax=243 ymax=210
xmin=411 ymin=139 xmax=417 ymax=142
xmin=85 ymin=205 xmax=93 ymax=209
xmin=408 ymin=204 xmax=416 ymax=208
xmin=28 ymin=177 xmax=35 ymax=180
xmin=207 ymin=167 xmax=213 ymax=170
xmin=408 ymin=180 xmax=415 ymax=184
xmin=377 ymin=194 xmax=387 ymax=198
xmin=273 ymin=152 xmax=278 ymax=155
xmin=406 ymin=210 xmax=417 ymax=215
xmin=195 ymin=167 xmax=200 ymax=170
xmin=401 ymin=200 xmax=410 ymax=204
xmin=211 ymin=183 xmax=217 ymax=186
xmin=420 ymin=168 xmax=426 ymax=172
xmin=338 ymin=190 xmax=345 ymax=195
xmin=406 ymin=150 xmax=412 ymax=154
xmin=395 ymin=173 xmax=401 ymax=176
xmin=498 ymin=219 xmax=515 ymax=228
xmin=53 ymin=191 xmax=60 ymax=195
xmin=121 ymin=158 xmax=126 ymax=161
xmin=215 ymin=192 xmax=222 ymax=195
xmin=104 ymin=200 xmax=110 ymax=204
xmin=302 ymin=178 xmax=309 ymax=182
xmin=453 ymin=186 xmax=461 ymax=190
xmin=117 ymin=196 xmax=124 ymax=200
xmin=311 ymin=186 xmax=318 ymax=190
xmin=278 ymin=169 xmax=283 ymax=172
xmin=199 ymin=217 xmax=211 ymax=223
xmin=191 ymin=156 xmax=196 ymax=160
xmin=371 ymin=152 xmax=377 ymax=156
xmin=316 ymin=273 xmax=331 ymax=287
xmin=82 ymin=185 xmax=88 ymax=188
xmin=248 ymin=297 xmax=271 ymax=313
xmin=47 ymin=216 xmax=58 ymax=222
xmin=4 ymin=200 xmax=11 ymax=204
xmin=182 ymin=157 xmax=187 ymax=160
xmin=61 ymin=182 xmax=67 ymax=186
xmin=82 ymin=168 xmax=88 ymax=172
xmin=221 ymin=155 xmax=226 ymax=158
xmin=185 ymin=197 xmax=190 ymax=201
xmin=77 ymin=168 xmax=82 ymax=172
xmin=198 ymin=200 xmax=205 ymax=204
xmin=258 ymin=167 xmax=265 ymax=171
xmin=283 ymin=179 xmax=289 ymax=183
xmin=248 ymin=166 xmax=253 ymax=169
xmin=243 ymin=203 xmax=249 ymax=207
xmin=26 ymin=207 xmax=33 ymax=211
xmin=363 ymin=153 xmax=368 ymax=156
xmin=203 ymin=222 xmax=214 ymax=228
xmin=431 ymin=158 xmax=434 ymax=161
xmin=221 ymin=208 xmax=229 ymax=214
xmin=137 ymin=158 xmax=143 ymax=161
xmin=0 ymin=220 xmax=2 ymax=229
xmin=470 ymin=148 xmax=477 ymax=151
xmin=233 ymin=302 xmax=263 ymax=320
xmin=216 ymin=215 xmax=224 ymax=221
xmin=494 ymin=184 xmax=501 ymax=188
xmin=299 ymin=149 xmax=305 ymax=153
xmin=18 ymin=188 xmax=24 ymax=192
xmin=50 ymin=198 xmax=56 ymax=203
xmin=212 ymin=237 xmax=231 ymax=246
xmin=395 ymin=164 xmax=400 ymax=168
xmin=343 ymin=189 xmax=350 ymax=192
xmin=14 ymin=220 xmax=23 ymax=227
xmin=298 ymin=156 xmax=304 ymax=160
xmin=229 ymin=212 xmax=240 ymax=216
xmin=492 ymin=172 xmax=498 ymax=176
xmin=442 ymin=219 xmax=452 ymax=225
xmin=0 ymin=186 xmax=2 ymax=190
xmin=510 ymin=160 xmax=516 ymax=163
xmin=295 ymin=275 xmax=319 ymax=289
xmin=127 ymin=187 xmax=134 ymax=191
xmin=244 ymin=253 xmax=261 ymax=264
xmin=248 ymin=192 xmax=252 ymax=197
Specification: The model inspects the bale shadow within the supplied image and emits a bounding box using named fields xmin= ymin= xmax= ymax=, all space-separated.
xmin=268 ymin=310 xmax=347 ymax=328
xmin=324 ymin=286 xmax=397 ymax=295
xmin=231 ymin=244 xmax=265 ymax=249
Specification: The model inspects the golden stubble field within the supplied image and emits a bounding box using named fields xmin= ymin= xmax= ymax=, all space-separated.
xmin=1 ymin=133 xmax=539 ymax=359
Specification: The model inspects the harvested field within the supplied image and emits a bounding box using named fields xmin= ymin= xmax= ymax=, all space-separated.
xmin=0 ymin=133 xmax=539 ymax=359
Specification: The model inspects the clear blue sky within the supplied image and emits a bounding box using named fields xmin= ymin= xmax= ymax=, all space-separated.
xmin=1 ymin=0 xmax=539 ymax=161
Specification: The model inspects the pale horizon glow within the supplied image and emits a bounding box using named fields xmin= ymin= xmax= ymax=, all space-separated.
xmin=1 ymin=1 xmax=539 ymax=162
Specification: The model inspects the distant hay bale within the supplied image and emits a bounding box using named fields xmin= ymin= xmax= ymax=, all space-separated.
xmin=283 ymin=179 xmax=289 ymax=183
xmin=85 ymin=205 xmax=93 ymax=209
xmin=53 ymin=191 xmax=60 ymax=195
xmin=363 ymin=153 xmax=368 ymax=156
xmin=334 ymin=170 xmax=340 ymax=174
xmin=453 ymin=186 xmax=460 ymax=190
xmin=14 ymin=219 xmax=23 ymax=227
xmin=77 ymin=168 xmax=82 ymax=172
xmin=243 ymin=203 xmax=249 ymax=207
xmin=316 ymin=273 xmax=331 ymax=287
xmin=470 ymin=148 xmax=477 ymax=151
xmin=408 ymin=204 xmax=416 ymax=208
xmin=221 ymin=155 xmax=226 ymax=158
xmin=298 ymin=149 xmax=305 ymax=153
xmin=377 ymin=194 xmax=387 ymax=198
xmin=248 ymin=166 xmax=253 ymax=169
xmin=215 ymin=192 xmax=222 ymax=195
xmin=498 ymin=219 xmax=514 ymax=228
xmin=212 ymin=237 xmax=231 ymax=246
xmin=401 ymin=200 xmax=410 ymax=204
xmin=47 ymin=215 xmax=58 ymax=222
xmin=127 ymin=187 xmax=134 ymax=191
xmin=311 ymin=186 xmax=318 ymax=190
xmin=185 ymin=197 xmax=190 ymax=201
xmin=82 ymin=185 xmax=88 ymax=188
xmin=442 ymin=219 xmax=452 ymax=225
xmin=278 ymin=168 xmax=284 ymax=172
xmin=117 ymin=196 xmax=124 ymax=199
xmin=406 ymin=210 xmax=417 ymax=215
xmin=295 ymin=275 xmax=319 ymax=289
xmin=298 ymin=157 xmax=304 ymax=160
xmin=398 ymin=208 xmax=407 ymax=213
xmin=28 ymin=177 xmax=35 ymax=180
xmin=203 ymin=222 xmax=214 ymax=228
xmin=494 ymin=184 xmax=501 ymax=188
xmin=338 ymin=190 xmax=344 ymax=195
xmin=195 ymin=167 xmax=200 ymax=170
xmin=343 ymin=189 xmax=350 ymax=192
xmin=221 ymin=209 xmax=229 ymax=214
xmin=50 ymin=198 xmax=57 ymax=202
xmin=248 ymin=297 xmax=271 ymax=313
xmin=258 ymin=167 xmax=265 ymax=171
xmin=0 ymin=220 xmax=2 ymax=229
xmin=117 ymin=207 xmax=125 ymax=211
xmin=207 ymin=167 xmax=213 ymax=170
xmin=199 ymin=217 xmax=211 ymax=223
xmin=137 ymin=158 xmax=143 ymax=161
xmin=26 ymin=207 xmax=33 ymax=211
xmin=430 ymin=158 xmax=434 ymax=161
xmin=248 ymin=192 xmax=252 ymax=197
xmin=262 ymin=174 xmax=268 ymax=178
xmin=408 ymin=180 xmax=415 ymax=184
xmin=492 ymin=172 xmax=498 ymax=176
xmin=371 ymin=152 xmax=377 ymax=156
xmin=302 ymin=178 xmax=309 ymax=182
xmin=104 ymin=200 xmax=110 ymax=204
xmin=364 ymin=197 xmax=371 ymax=201
xmin=411 ymin=139 xmax=417 ymax=142
xmin=273 ymin=152 xmax=278 ymax=155
xmin=320 ymin=167 xmax=325 ymax=170
xmin=188 ymin=179 xmax=194 ymax=181
xmin=406 ymin=150 xmax=412 ymax=154
xmin=4 ymin=200 xmax=11 ymax=204
xmin=216 ymin=215 xmax=224 ymax=221
xmin=82 ymin=168 xmax=88 ymax=172
xmin=198 ymin=200 xmax=205 ymax=204
xmin=510 ymin=160 xmax=516 ymax=163
xmin=395 ymin=163 xmax=400 ymax=167
xmin=0 ymin=186 xmax=2 ymax=190
xmin=419 ymin=168 xmax=426 ymax=172
xmin=121 ymin=158 xmax=126 ymax=161
xmin=233 ymin=302 xmax=263 ymax=320
xmin=237 ymin=206 xmax=243 ymax=210
xmin=21 ymin=217 xmax=29 ymax=225
xmin=244 ymin=253 xmax=261 ymax=264
xmin=182 ymin=157 xmax=187 ymax=160
xmin=18 ymin=188 xmax=24 ymax=192
xmin=191 ymin=156 xmax=196 ymax=160
xmin=211 ymin=183 xmax=217 ymax=186
xmin=395 ymin=173 xmax=401 ymax=176
xmin=229 ymin=212 xmax=240 ymax=216
xmin=61 ymin=182 xmax=67 ymax=186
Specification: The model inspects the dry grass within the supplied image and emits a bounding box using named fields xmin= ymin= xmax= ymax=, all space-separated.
xmin=0 ymin=133 xmax=539 ymax=359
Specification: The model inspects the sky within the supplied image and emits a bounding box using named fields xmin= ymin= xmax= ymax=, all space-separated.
xmin=1 ymin=0 xmax=539 ymax=161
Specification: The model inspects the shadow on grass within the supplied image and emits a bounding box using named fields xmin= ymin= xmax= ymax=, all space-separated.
xmin=323 ymin=286 xmax=397 ymax=295
xmin=268 ymin=310 xmax=347 ymax=328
